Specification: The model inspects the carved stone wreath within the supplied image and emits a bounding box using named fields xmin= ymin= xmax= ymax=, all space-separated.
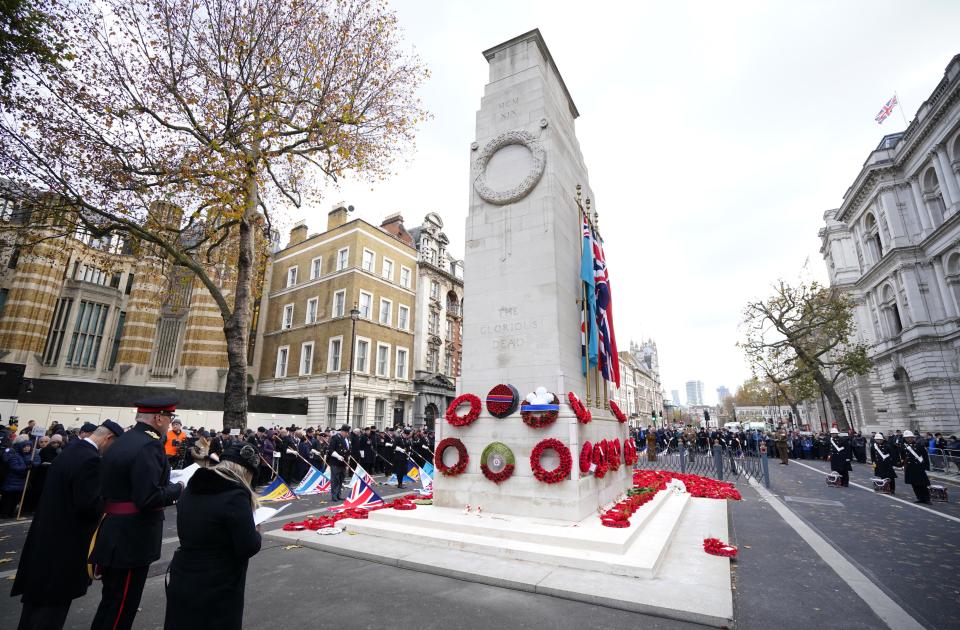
xmin=472 ymin=130 xmax=546 ymax=205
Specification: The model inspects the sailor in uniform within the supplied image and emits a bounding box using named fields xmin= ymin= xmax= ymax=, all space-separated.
xmin=871 ymin=432 xmax=898 ymax=495
xmin=828 ymin=427 xmax=852 ymax=487
xmin=900 ymin=430 xmax=931 ymax=504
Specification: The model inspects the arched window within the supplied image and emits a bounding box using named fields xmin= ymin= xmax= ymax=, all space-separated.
xmin=946 ymin=252 xmax=960 ymax=315
xmin=446 ymin=291 xmax=460 ymax=317
xmin=922 ymin=167 xmax=946 ymax=227
xmin=893 ymin=366 xmax=916 ymax=412
xmin=881 ymin=285 xmax=902 ymax=336
xmin=863 ymin=213 xmax=884 ymax=262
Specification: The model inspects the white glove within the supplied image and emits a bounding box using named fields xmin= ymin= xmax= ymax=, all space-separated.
xmin=332 ymin=451 xmax=345 ymax=462
xmin=385 ymin=442 xmax=393 ymax=447
xmin=286 ymin=448 xmax=297 ymax=454
xmin=310 ymin=449 xmax=320 ymax=457
xmin=360 ymin=450 xmax=365 ymax=457
xmin=396 ymin=447 xmax=406 ymax=454
xmin=272 ymin=452 xmax=281 ymax=458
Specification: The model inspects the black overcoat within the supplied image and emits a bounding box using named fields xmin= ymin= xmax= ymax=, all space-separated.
xmin=872 ymin=441 xmax=898 ymax=481
xmin=829 ymin=436 xmax=852 ymax=473
xmin=164 ymin=468 xmax=261 ymax=630
xmin=11 ymin=440 xmax=102 ymax=604
xmin=901 ymin=442 xmax=930 ymax=485
xmin=90 ymin=422 xmax=182 ymax=568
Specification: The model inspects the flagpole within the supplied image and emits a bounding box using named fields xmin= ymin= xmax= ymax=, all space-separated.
xmin=895 ymin=91 xmax=909 ymax=127
xmin=577 ymin=184 xmax=592 ymax=408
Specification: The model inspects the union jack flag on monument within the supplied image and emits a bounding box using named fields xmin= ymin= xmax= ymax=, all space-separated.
xmin=592 ymin=229 xmax=621 ymax=388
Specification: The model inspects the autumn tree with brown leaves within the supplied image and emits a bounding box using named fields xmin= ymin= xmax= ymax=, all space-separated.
xmin=0 ymin=0 xmax=428 ymax=428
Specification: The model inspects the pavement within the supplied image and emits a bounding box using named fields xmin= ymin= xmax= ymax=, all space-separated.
xmin=0 ymin=462 xmax=956 ymax=629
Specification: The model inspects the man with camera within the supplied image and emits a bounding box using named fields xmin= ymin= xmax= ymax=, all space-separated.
xmin=164 ymin=418 xmax=187 ymax=470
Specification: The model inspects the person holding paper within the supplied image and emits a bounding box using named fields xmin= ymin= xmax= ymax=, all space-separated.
xmin=164 ymin=443 xmax=262 ymax=630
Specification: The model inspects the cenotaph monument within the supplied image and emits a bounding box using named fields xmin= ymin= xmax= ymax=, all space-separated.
xmin=431 ymin=29 xmax=631 ymax=520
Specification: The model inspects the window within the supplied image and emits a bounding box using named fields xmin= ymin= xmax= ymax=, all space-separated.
xmin=125 ymin=273 xmax=135 ymax=295
xmin=361 ymin=249 xmax=375 ymax=272
xmin=0 ymin=288 xmax=7 ymax=319
xmin=396 ymin=347 xmax=408 ymax=379
xmin=327 ymin=396 xmax=338 ymax=426
xmin=282 ymin=304 xmax=294 ymax=329
xmin=427 ymin=347 xmax=439 ymax=372
xmin=275 ymin=346 xmax=289 ymax=377
xmin=43 ymin=298 xmax=73 ymax=365
xmin=379 ymin=298 xmax=392 ymax=326
xmin=353 ymin=397 xmax=366 ymax=426
xmin=286 ymin=266 xmax=298 ymax=287
xmin=300 ymin=342 xmax=314 ymax=375
xmin=376 ymin=343 xmax=390 ymax=377
xmin=332 ymin=289 xmax=346 ymax=318
xmin=444 ymin=352 xmax=453 ymax=377
xmin=375 ymin=399 xmax=386 ymax=427
xmin=336 ymin=247 xmax=349 ymax=271
xmin=358 ymin=291 xmax=372 ymax=319
xmin=7 ymin=247 xmax=19 ymax=269
xmin=107 ymin=311 xmax=125 ymax=370
xmin=355 ymin=338 xmax=369 ymax=372
xmin=382 ymin=258 xmax=394 ymax=281
xmin=306 ymin=297 xmax=319 ymax=324
xmin=446 ymin=319 xmax=454 ymax=341
xmin=0 ymin=198 xmax=14 ymax=221
xmin=400 ymin=266 xmax=411 ymax=289
xmin=66 ymin=301 xmax=109 ymax=368
xmin=327 ymin=337 xmax=343 ymax=372
xmin=75 ymin=264 xmax=109 ymax=286
xmin=398 ymin=305 xmax=409 ymax=330
xmin=430 ymin=281 xmax=440 ymax=300
xmin=428 ymin=311 xmax=439 ymax=335
xmin=310 ymin=257 xmax=322 ymax=280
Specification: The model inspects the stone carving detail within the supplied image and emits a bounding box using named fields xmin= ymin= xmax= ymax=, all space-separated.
xmin=472 ymin=129 xmax=546 ymax=205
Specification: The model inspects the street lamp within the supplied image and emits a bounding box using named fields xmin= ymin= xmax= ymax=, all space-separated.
xmin=345 ymin=304 xmax=360 ymax=428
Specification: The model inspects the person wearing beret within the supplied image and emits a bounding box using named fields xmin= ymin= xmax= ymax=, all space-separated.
xmin=11 ymin=421 xmax=122 ymax=630
xmin=163 ymin=444 xmax=262 ymax=630
xmin=89 ymin=398 xmax=184 ymax=630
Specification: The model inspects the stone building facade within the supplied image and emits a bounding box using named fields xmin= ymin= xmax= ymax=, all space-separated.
xmin=613 ymin=339 xmax=664 ymax=427
xmin=0 ymin=200 xmax=237 ymax=393
xmin=254 ymin=204 xmax=418 ymax=428
xmin=819 ymin=54 xmax=960 ymax=436
xmin=407 ymin=213 xmax=464 ymax=429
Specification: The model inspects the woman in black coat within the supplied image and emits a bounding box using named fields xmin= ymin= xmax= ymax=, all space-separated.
xmin=164 ymin=444 xmax=262 ymax=630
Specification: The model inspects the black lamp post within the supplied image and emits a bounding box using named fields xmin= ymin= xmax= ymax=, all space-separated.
xmin=345 ymin=304 xmax=360 ymax=428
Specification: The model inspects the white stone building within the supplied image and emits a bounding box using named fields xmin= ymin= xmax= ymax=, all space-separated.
xmin=819 ymin=54 xmax=960 ymax=436
xmin=685 ymin=380 xmax=704 ymax=406
xmin=407 ymin=213 xmax=464 ymax=429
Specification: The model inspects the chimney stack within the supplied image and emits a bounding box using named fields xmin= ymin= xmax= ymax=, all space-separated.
xmin=380 ymin=212 xmax=413 ymax=246
xmin=327 ymin=202 xmax=351 ymax=231
xmin=288 ymin=220 xmax=308 ymax=247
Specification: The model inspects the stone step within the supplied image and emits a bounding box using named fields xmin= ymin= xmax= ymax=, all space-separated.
xmin=367 ymin=488 xmax=672 ymax=554
xmin=346 ymin=491 xmax=691 ymax=578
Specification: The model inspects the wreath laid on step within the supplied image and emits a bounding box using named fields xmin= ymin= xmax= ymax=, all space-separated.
xmin=445 ymin=394 xmax=481 ymax=427
xmin=435 ymin=438 xmax=469 ymax=476
xmin=530 ymin=438 xmax=572 ymax=484
xmin=480 ymin=442 xmax=516 ymax=484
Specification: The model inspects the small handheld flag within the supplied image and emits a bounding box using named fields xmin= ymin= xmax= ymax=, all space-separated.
xmin=258 ymin=477 xmax=296 ymax=502
xmin=419 ymin=465 xmax=433 ymax=495
xmin=346 ymin=463 xmax=375 ymax=488
xmin=331 ymin=474 xmax=384 ymax=511
xmin=293 ymin=466 xmax=331 ymax=496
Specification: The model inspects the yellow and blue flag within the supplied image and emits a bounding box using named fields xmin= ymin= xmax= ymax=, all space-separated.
xmin=259 ymin=477 xmax=296 ymax=502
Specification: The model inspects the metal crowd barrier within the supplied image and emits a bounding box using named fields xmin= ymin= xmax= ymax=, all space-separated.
xmin=633 ymin=441 xmax=770 ymax=488
xmin=930 ymin=448 xmax=960 ymax=475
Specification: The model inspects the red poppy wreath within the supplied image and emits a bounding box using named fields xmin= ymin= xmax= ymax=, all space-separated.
xmin=435 ymin=437 xmax=469 ymax=476
xmin=567 ymin=391 xmax=592 ymax=424
xmin=609 ymin=400 xmax=627 ymax=423
xmin=579 ymin=441 xmax=593 ymax=474
xmin=530 ymin=438 xmax=572 ymax=484
xmin=521 ymin=387 xmax=559 ymax=428
xmin=445 ymin=393 xmax=481 ymax=427
xmin=486 ymin=384 xmax=520 ymax=418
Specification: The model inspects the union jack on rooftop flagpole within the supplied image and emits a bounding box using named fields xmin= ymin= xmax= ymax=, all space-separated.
xmin=875 ymin=94 xmax=898 ymax=124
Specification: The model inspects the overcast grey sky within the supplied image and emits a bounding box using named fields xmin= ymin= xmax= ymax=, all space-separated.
xmin=305 ymin=0 xmax=960 ymax=405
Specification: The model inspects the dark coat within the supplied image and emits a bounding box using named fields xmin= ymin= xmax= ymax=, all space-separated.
xmin=901 ymin=442 xmax=930 ymax=485
xmin=829 ymin=436 xmax=852 ymax=473
xmin=328 ymin=433 xmax=350 ymax=469
xmin=392 ymin=435 xmax=410 ymax=474
xmin=89 ymin=422 xmax=182 ymax=568
xmin=11 ymin=440 xmax=103 ymax=604
xmin=1 ymin=443 xmax=31 ymax=492
xmin=164 ymin=468 xmax=261 ymax=630
xmin=872 ymin=441 xmax=898 ymax=480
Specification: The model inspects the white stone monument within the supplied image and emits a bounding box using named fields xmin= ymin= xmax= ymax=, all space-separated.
xmin=432 ymin=29 xmax=631 ymax=521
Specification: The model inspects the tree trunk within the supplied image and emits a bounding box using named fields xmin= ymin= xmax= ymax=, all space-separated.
xmin=221 ymin=169 xmax=258 ymax=430
xmin=811 ymin=370 xmax=849 ymax=431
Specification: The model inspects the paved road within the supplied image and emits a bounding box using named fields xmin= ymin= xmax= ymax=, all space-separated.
xmin=1 ymin=462 xmax=956 ymax=629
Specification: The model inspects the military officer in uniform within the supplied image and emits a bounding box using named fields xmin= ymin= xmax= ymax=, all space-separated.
xmin=393 ymin=428 xmax=411 ymax=488
xmin=381 ymin=426 xmax=396 ymax=474
xmin=900 ymin=430 xmax=931 ymax=503
xmin=871 ymin=433 xmax=898 ymax=495
xmin=12 ymin=421 xmax=122 ymax=630
xmin=775 ymin=430 xmax=789 ymax=464
xmin=89 ymin=397 xmax=184 ymax=630
xmin=327 ymin=425 xmax=351 ymax=501
xmin=829 ymin=427 xmax=852 ymax=487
